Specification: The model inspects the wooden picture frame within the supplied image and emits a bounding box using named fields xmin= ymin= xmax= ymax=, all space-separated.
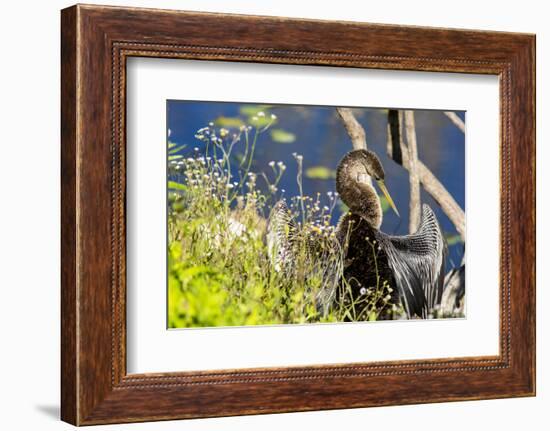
xmin=61 ymin=4 xmax=535 ymax=425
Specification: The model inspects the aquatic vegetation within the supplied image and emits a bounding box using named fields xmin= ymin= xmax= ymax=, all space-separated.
xmin=167 ymin=119 xmax=400 ymax=328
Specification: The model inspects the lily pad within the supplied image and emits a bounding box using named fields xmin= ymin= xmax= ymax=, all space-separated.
xmin=305 ymin=166 xmax=336 ymax=180
xmin=214 ymin=116 xmax=244 ymax=128
xmin=270 ymin=129 xmax=296 ymax=144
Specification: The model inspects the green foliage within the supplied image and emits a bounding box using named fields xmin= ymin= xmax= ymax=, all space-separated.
xmin=168 ymin=181 xmax=187 ymax=191
xmin=167 ymin=119 xmax=401 ymax=328
xmin=445 ymin=233 xmax=463 ymax=246
xmin=168 ymin=142 xmax=187 ymax=154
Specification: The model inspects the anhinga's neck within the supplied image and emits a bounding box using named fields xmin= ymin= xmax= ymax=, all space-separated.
xmin=336 ymin=156 xmax=383 ymax=229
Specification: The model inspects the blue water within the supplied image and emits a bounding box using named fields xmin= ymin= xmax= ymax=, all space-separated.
xmin=168 ymin=101 xmax=466 ymax=269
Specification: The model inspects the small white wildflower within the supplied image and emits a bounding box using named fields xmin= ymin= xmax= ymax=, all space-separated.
xmin=187 ymin=157 xmax=194 ymax=162
xmin=323 ymin=206 xmax=329 ymax=211
xmin=168 ymin=128 xmax=172 ymax=137
xmin=296 ymin=154 xmax=303 ymax=161
xmin=208 ymin=122 xmax=214 ymax=127
xmin=269 ymin=185 xmax=278 ymax=193
xmin=194 ymin=134 xmax=204 ymax=139
xmin=271 ymin=113 xmax=277 ymax=120
xmin=251 ymin=116 xmax=258 ymax=122
xmin=203 ymin=175 xmax=209 ymax=180
xmin=226 ymin=184 xmax=234 ymax=189
xmin=220 ymin=128 xmax=229 ymax=137
xmin=360 ymin=287 xmax=367 ymax=295
xmin=233 ymin=182 xmax=238 ymax=186
xmin=268 ymin=161 xmax=275 ymax=167
xmin=257 ymin=111 xmax=265 ymax=117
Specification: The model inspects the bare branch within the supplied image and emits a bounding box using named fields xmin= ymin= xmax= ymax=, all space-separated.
xmin=440 ymin=264 xmax=465 ymax=316
xmin=386 ymin=110 xmax=404 ymax=164
xmin=444 ymin=111 xmax=465 ymax=133
xmin=336 ymin=107 xmax=367 ymax=150
xmin=404 ymin=111 xmax=421 ymax=233
xmin=387 ymin=110 xmax=465 ymax=240
xmin=337 ymin=107 xmax=372 ymax=187
xmin=418 ymin=163 xmax=465 ymax=239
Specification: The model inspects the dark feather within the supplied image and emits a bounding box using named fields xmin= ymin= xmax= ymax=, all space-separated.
xmin=376 ymin=204 xmax=446 ymax=318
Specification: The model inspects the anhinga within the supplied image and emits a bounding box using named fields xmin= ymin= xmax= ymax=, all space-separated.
xmin=267 ymin=149 xmax=446 ymax=319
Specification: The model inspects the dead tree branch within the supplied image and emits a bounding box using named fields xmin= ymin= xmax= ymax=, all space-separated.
xmin=404 ymin=111 xmax=421 ymax=233
xmin=387 ymin=110 xmax=465 ymax=240
xmin=444 ymin=111 xmax=465 ymax=133
xmin=336 ymin=107 xmax=373 ymax=187
xmin=440 ymin=264 xmax=465 ymax=316
xmin=336 ymin=107 xmax=367 ymax=150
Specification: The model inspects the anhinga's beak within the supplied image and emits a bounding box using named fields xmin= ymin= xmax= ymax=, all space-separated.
xmin=377 ymin=180 xmax=400 ymax=217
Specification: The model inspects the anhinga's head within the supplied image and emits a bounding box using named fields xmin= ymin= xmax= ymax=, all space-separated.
xmin=336 ymin=149 xmax=400 ymax=221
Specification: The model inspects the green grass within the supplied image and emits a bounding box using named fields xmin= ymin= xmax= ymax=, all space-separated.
xmin=167 ymin=118 xmax=398 ymax=328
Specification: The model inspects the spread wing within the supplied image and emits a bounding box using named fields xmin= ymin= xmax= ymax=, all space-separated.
xmin=266 ymin=200 xmax=341 ymax=316
xmin=376 ymin=204 xmax=446 ymax=318
xmin=266 ymin=200 xmax=297 ymax=274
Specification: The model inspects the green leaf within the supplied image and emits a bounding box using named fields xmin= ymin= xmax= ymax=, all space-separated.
xmin=168 ymin=155 xmax=184 ymax=161
xmin=270 ymin=129 xmax=296 ymax=144
xmin=305 ymin=166 xmax=336 ymax=180
xmin=168 ymin=181 xmax=187 ymax=191
xmin=445 ymin=233 xmax=463 ymax=246
xmin=168 ymin=144 xmax=187 ymax=154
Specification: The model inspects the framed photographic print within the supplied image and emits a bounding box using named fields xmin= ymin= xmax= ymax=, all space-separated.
xmin=61 ymin=4 xmax=535 ymax=425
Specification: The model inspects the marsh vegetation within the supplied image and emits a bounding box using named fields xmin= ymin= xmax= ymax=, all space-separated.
xmin=167 ymin=104 xmax=465 ymax=328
